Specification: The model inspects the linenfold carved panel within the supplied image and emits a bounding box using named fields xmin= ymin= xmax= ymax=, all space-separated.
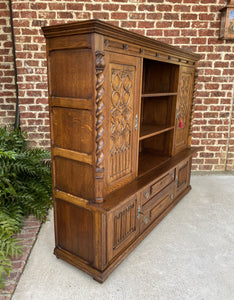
xmin=113 ymin=201 xmax=137 ymax=249
xmin=108 ymin=65 xmax=134 ymax=183
xmin=177 ymin=162 xmax=188 ymax=189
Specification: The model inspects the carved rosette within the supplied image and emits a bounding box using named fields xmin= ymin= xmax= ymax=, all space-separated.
xmin=95 ymin=51 xmax=105 ymax=202
xmin=188 ymin=69 xmax=198 ymax=147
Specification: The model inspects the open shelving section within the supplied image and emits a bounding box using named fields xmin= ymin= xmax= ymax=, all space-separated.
xmin=139 ymin=124 xmax=174 ymax=141
xmin=138 ymin=58 xmax=179 ymax=176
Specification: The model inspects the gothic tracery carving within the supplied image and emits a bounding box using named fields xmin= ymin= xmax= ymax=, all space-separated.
xmin=109 ymin=68 xmax=133 ymax=182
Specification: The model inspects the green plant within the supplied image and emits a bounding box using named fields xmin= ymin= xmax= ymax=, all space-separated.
xmin=0 ymin=127 xmax=52 ymax=288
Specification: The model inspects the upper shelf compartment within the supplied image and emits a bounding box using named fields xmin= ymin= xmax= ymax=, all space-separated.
xmin=142 ymin=59 xmax=179 ymax=94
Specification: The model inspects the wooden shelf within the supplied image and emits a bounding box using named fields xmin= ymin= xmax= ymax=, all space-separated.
xmin=139 ymin=125 xmax=174 ymax=141
xmin=141 ymin=92 xmax=177 ymax=98
xmin=138 ymin=150 xmax=171 ymax=177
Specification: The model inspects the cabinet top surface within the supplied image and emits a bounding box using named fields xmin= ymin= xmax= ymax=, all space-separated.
xmin=42 ymin=19 xmax=200 ymax=61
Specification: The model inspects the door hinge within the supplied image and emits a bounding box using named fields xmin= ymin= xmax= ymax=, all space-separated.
xmin=135 ymin=114 xmax=138 ymax=131
xmin=137 ymin=205 xmax=144 ymax=220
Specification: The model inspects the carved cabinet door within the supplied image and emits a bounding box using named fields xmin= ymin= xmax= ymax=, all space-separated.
xmin=175 ymin=158 xmax=191 ymax=196
xmin=174 ymin=66 xmax=194 ymax=154
xmin=104 ymin=52 xmax=141 ymax=194
xmin=107 ymin=195 xmax=140 ymax=261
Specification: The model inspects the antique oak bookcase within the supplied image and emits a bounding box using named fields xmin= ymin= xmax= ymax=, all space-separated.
xmin=42 ymin=20 xmax=200 ymax=283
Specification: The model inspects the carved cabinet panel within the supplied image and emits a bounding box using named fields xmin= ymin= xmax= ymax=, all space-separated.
xmin=175 ymin=158 xmax=191 ymax=196
xmin=107 ymin=195 xmax=139 ymax=261
xmin=174 ymin=66 xmax=194 ymax=154
xmin=105 ymin=52 xmax=141 ymax=193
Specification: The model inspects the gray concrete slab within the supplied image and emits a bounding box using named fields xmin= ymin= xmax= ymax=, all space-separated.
xmin=12 ymin=175 xmax=234 ymax=300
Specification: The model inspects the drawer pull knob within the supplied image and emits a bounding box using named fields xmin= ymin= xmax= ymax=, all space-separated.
xmin=170 ymin=171 xmax=174 ymax=179
xmin=170 ymin=194 xmax=174 ymax=200
xmin=144 ymin=191 xmax=149 ymax=199
xmin=144 ymin=216 xmax=148 ymax=224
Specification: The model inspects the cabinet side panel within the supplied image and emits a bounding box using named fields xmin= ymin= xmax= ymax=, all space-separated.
xmin=54 ymin=157 xmax=93 ymax=200
xmin=49 ymin=49 xmax=93 ymax=99
xmin=52 ymin=107 xmax=93 ymax=153
xmin=48 ymin=34 xmax=91 ymax=51
xmin=56 ymin=199 xmax=94 ymax=263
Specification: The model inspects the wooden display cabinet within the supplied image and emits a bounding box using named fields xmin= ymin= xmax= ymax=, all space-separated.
xmin=42 ymin=20 xmax=200 ymax=283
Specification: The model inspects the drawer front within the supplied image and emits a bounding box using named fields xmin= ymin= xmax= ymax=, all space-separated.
xmin=141 ymin=169 xmax=175 ymax=206
xmin=150 ymin=193 xmax=173 ymax=222
xmin=140 ymin=182 xmax=174 ymax=231
xmin=150 ymin=170 xmax=175 ymax=196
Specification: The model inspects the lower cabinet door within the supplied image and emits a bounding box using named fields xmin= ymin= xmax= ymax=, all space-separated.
xmin=107 ymin=195 xmax=140 ymax=261
xmin=140 ymin=182 xmax=175 ymax=232
xmin=176 ymin=158 xmax=191 ymax=196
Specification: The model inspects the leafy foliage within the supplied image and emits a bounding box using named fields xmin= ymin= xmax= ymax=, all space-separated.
xmin=0 ymin=127 xmax=52 ymax=288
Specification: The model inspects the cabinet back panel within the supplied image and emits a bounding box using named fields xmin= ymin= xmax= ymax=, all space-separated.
xmin=54 ymin=157 xmax=93 ymax=200
xmin=141 ymin=131 xmax=172 ymax=155
xmin=49 ymin=49 xmax=93 ymax=99
xmin=142 ymin=98 xmax=172 ymax=126
xmin=52 ymin=107 xmax=93 ymax=153
xmin=56 ymin=199 xmax=94 ymax=263
xmin=142 ymin=59 xmax=179 ymax=94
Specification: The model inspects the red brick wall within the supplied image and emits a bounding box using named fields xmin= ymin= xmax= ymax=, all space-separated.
xmin=1 ymin=0 xmax=234 ymax=171
xmin=0 ymin=0 xmax=16 ymax=126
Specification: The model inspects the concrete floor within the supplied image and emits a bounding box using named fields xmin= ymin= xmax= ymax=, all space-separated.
xmin=12 ymin=175 xmax=234 ymax=300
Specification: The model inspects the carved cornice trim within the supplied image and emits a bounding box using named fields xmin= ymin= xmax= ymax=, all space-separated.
xmin=42 ymin=20 xmax=201 ymax=62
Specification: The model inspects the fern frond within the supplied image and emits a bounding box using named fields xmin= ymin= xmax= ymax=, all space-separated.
xmin=0 ymin=127 xmax=52 ymax=287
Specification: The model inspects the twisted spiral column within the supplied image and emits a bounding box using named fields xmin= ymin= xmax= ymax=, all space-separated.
xmin=188 ymin=68 xmax=199 ymax=147
xmin=95 ymin=51 xmax=105 ymax=203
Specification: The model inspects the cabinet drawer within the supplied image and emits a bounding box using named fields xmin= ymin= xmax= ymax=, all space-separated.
xmin=141 ymin=169 xmax=175 ymax=206
xmin=140 ymin=182 xmax=174 ymax=231
xmin=150 ymin=192 xmax=173 ymax=222
xmin=150 ymin=170 xmax=175 ymax=197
